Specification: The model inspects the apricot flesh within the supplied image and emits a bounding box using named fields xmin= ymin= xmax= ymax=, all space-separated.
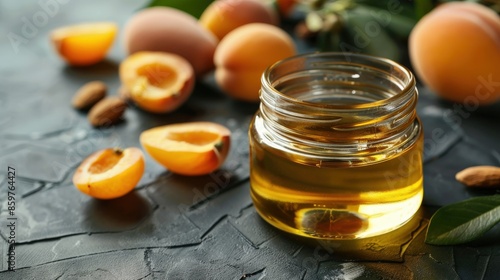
xmin=51 ymin=22 xmax=117 ymax=66
xmin=140 ymin=122 xmax=231 ymax=176
xmin=119 ymin=52 xmax=195 ymax=113
xmin=199 ymin=0 xmax=278 ymax=40
xmin=214 ymin=23 xmax=296 ymax=102
xmin=409 ymin=2 xmax=500 ymax=104
xmin=73 ymin=147 xmax=145 ymax=199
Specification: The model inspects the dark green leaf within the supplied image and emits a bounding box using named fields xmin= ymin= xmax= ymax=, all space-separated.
xmin=383 ymin=13 xmax=416 ymax=40
xmin=339 ymin=6 xmax=400 ymax=61
xmin=146 ymin=0 xmax=214 ymax=18
xmin=355 ymin=0 xmax=418 ymax=20
xmin=415 ymin=0 xmax=434 ymax=19
xmin=356 ymin=4 xmax=416 ymax=40
xmin=317 ymin=31 xmax=332 ymax=52
xmin=425 ymin=195 xmax=500 ymax=245
xmin=317 ymin=28 xmax=342 ymax=52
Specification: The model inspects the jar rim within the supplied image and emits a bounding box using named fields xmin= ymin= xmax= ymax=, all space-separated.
xmin=261 ymin=52 xmax=416 ymax=110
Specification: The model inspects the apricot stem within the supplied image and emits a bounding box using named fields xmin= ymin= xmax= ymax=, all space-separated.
xmin=213 ymin=142 xmax=225 ymax=161
xmin=214 ymin=141 xmax=224 ymax=152
xmin=113 ymin=147 xmax=124 ymax=155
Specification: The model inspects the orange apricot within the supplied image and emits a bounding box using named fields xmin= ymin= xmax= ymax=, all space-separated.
xmin=50 ymin=22 xmax=117 ymax=66
xmin=214 ymin=23 xmax=296 ymax=102
xmin=140 ymin=122 xmax=231 ymax=176
xmin=119 ymin=52 xmax=195 ymax=114
xmin=123 ymin=7 xmax=218 ymax=76
xmin=73 ymin=147 xmax=145 ymax=199
xmin=199 ymin=0 xmax=278 ymax=40
xmin=409 ymin=2 xmax=500 ymax=104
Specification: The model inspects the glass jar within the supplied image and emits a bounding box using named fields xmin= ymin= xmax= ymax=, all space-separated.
xmin=249 ymin=52 xmax=423 ymax=239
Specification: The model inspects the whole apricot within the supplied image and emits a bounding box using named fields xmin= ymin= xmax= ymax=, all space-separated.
xmin=214 ymin=23 xmax=296 ymax=102
xmin=119 ymin=52 xmax=195 ymax=114
xmin=409 ymin=2 xmax=500 ymax=104
xmin=199 ymin=0 xmax=278 ymax=40
xmin=73 ymin=147 xmax=145 ymax=199
xmin=140 ymin=122 xmax=231 ymax=176
xmin=51 ymin=22 xmax=117 ymax=66
xmin=123 ymin=7 xmax=218 ymax=76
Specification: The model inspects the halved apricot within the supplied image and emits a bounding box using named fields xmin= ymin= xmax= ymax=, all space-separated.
xmin=140 ymin=122 xmax=231 ymax=176
xmin=51 ymin=22 xmax=117 ymax=66
xmin=73 ymin=147 xmax=145 ymax=199
xmin=120 ymin=52 xmax=195 ymax=113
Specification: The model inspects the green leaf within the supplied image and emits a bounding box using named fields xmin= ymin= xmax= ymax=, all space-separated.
xmin=383 ymin=13 xmax=416 ymax=41
xmin=146 ymin=0 xmax=214 ymax=18
xmin=425 ymin=195 xmax=500 ymax=245
xmin=415 ymin=0 xmax=434 ymax=19
xmin=339 ymin=6 xmax=400 ymax=61
xmin=317 ymin=29 xmax=341 ymax=52
xmin=355 ymin=4 xmax=416 ymax=40
xmin=355 ymin=0 xmax=418 ymax=20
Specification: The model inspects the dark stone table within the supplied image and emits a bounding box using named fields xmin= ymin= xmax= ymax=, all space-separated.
xmin=1 ymin=1 xmax=499 ymax=279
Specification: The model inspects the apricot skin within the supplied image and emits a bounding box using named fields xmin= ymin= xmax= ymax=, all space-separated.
xmin=214 ymin=23 xmax=296 ymax=102
xmin=123 ymin=7 xmax=218 ymax=76
xmin=143 ymin=144 xmax=227 ymax=176
xmin=409 ymin=2 xmax=500 ymax=104
xmin=200 ymin=0 xmax=278 ymax=40
xmin=119 ymin=52 xmax=195 ymax=114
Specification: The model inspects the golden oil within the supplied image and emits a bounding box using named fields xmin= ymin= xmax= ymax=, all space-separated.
xmin=249 ymin=53 xmax=423 ymax=239
xmin=250 ymin=117 xmax=423 ymax=239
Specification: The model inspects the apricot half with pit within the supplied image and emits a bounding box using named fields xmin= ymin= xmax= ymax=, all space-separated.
xmin=73 ymin=147 xmax=145 ymax=199
xmin=140 ymin=122 xmax=231 ymax=176
xmin=50 ymin=22 xmax=117 ymax=66
xmin=119 ymin=52 xmax=195 ymax=114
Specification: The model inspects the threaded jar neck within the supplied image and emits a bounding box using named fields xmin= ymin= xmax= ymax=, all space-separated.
xmin=258 ymin=52 xmax=419 ymax=162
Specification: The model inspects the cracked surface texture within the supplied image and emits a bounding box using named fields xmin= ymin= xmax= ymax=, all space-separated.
xmin=1 ymin=1 xmax=500 ymax=279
